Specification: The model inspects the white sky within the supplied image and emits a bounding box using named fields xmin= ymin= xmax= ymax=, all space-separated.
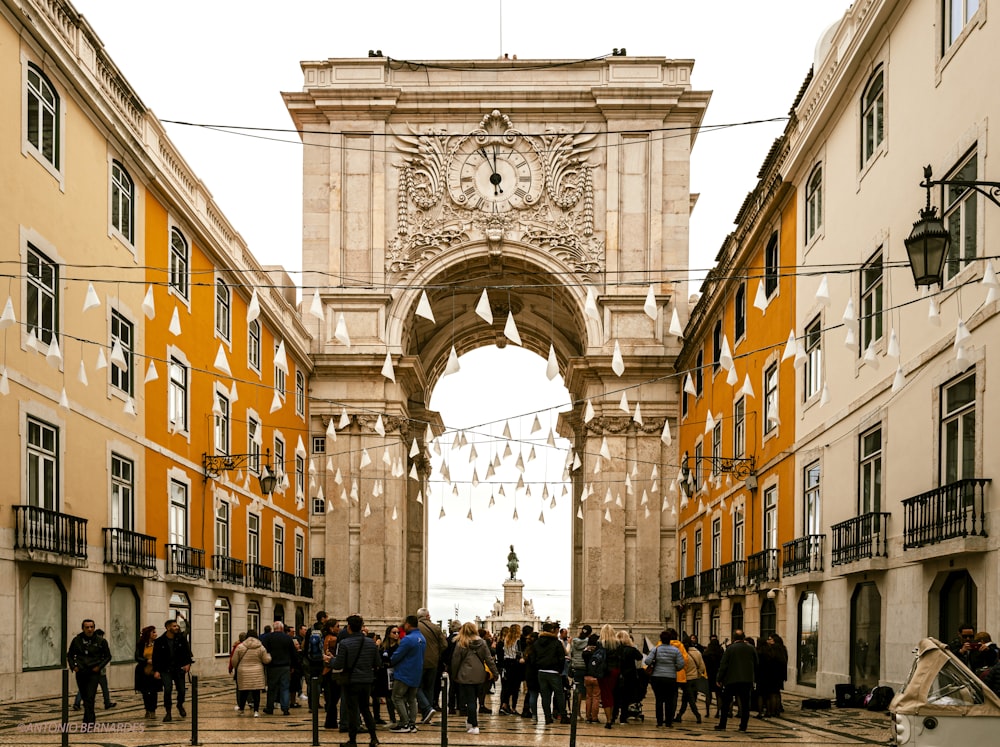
xmin=70 ymin=0 xmax=851 ymax=624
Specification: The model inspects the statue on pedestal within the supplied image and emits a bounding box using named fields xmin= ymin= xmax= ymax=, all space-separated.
xmin=507 ymin=545 xmax=519 ymax=580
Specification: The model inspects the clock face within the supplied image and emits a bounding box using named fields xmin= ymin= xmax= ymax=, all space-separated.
xmin=448 ymin=139 xmax=543 ymax=212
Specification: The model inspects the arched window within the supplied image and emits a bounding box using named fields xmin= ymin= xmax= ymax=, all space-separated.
xmin=806 ymin=165 xmax=823 ymax=242
xmin=712 ymin=320 xmax=723 ymax=373
xmin=214 ymin=597 xmax=231 ymax=656
xmin=764 ymin=232 xmax=780 ymax=296
xmin=26 ymin=63 xmax=60 ymax=168
xmin=939 ymin=570 xmax=976 ymax=641
xmin=861 ymin=67 xmax=884 ymax=166
xmin=851 ymin=582 xmax=881 ymax=689
xmin=109 ymin=585 xmax=139 ymax=662
xmin=169 ymin=591 xmax=191 ymax=639
xmin=22 ymin=574 xmax=66 ymax=670
xmin=710 ymin=606 xmax=721 ymax=638
xmin=247 ymin=600 xmax=261 ymax=633
xmin=110 ymin=161 xmax=134 ymax=244
xmin=170 ymin=228 xmax=189 ymax=298
xmin=734 ymin=283 xmax=746 ymax=341
xmin=760 ymin=598 xmax=777 ymax=642
xmin=273 ymin=603 xmax=285 ymax=623
xmin=798 ymin=591 xmax=819 ymax=686
xmin=695 ymin=351 xmax=704 ymax=395
xmin=731 ymin=602 xmax=744 ymax=634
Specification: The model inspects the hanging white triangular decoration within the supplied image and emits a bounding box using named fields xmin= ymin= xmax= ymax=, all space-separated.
xmin=719 ymin=335 xmax=734 ymax=371
xmin=375 ymin=415 xmax=386 ymax=437
xmin=145 ymin=361 xmax=158 ymax=383
xmin=229 ymin=381 xmax=238 ymax=404
xmin=381 ymin=351 xmax=396 ymax=383
xmin=25 ymin=329 xmax=38 ymax=352
xmin=704 ymin=411 xmax=715 ymax=434
xmin=585 ymin=287 xmax=600 ymax=321
xmin=83 ymin=283 xmax=101 ymax=313
xmin=270 ymin=389 xmax=282 ymax=413
xmin=110 ymin=339 xmax=127 ymax=370
xmin=816 ymin=274 xmax=831 ymax=306
xmin=359 ymin=449 xmax=371 ymax=469
xmin=633 ymin=402 xmax=643 ymax=425
xmin=794 ymin=341 xmax=808 ymax=369
xmin=753 ymin=280 xmax=767 ymax=312
xmin=475 ymin=289 xmax=493 ymax=325
xmin=604 ymin=508 xmax=612 ymax=523
xmin=274 ymin=340 xmax=289 ymax=375
xmin=95 ymin=348 xmax=108 ymax=370
xmin=363 ymin=503 xmax=372 ymax=518
xmin=727 ymin=365 xmax=739 ymax=386
xmin=309 ymin=290 xmax=324 ymax=321
xmin=0 ymin=368 xmax=10 ymax=395
xmin=863 ymin=341 xmax=880 ymax=370
xmin=246 ymin=288 xmax=260 ymax=323
xmin=339 ymin=407 xmax=351 ymax=429
xmin=782 ymin=330 xmax=796 ymax=361
xmin=600 ymin=437 xmax=611 ymax=460
xmin=888 ymin=328 xmax=900 ymax=358
xmin=820 ymin=381 xmax=831 ymax=407
xmin=619 ymin=391 xmax=630 ymax=413
xmin=123 ymin=397 xmax=136 ymax=416
xmin=0 ymin=297 xmax=15 ymax=329
xmin=928 ymin=296 xmax=941 ymax=326
xmin=661 ymin=418 xmax=672 ymax=446
xmin=583 ymin=399 xmax=594 ymax=423
xmin=892 ymin=366 xmax=906 ymax=393
xmin=842 ymin=297 xmax=857 ymax=324
xmin=59 ymin=387 xmax=70 ymax=409
xmin=45 ymin=336 xmax=62 ymax=368
xmin=955 ymin=319 xmax=972 ymax=348
xmin=503 ymin=312 xmax=522 ymax=346
xmin=545 ymin=344 xmax=559 ymax=381
xmin=213 ymin=344 xmax=231 ymax=376
xmin=334 ymin=313 xmax=351 ymax=347
xmin=77 ymin=360 xmax=88 ymax=386
xmin=611 ymin=340 xmax=625 ymax=376
xmin=668 ymin=307 xmax=683 ymax=337
xmin=683 ymin=373 xmax=696 ymax=396
xmin=644 ymin=285 xmax=658 ymax=320
xmin=142 ymin=285 xmax=155 ymax=319
xmin=577 ymin=506 xmax=584 ymax=519
xmin=416 ymin=290 xmax=435 ymax=323
xmin=444 ymin=345 xmax=460 ymax=375
xmin=538 ymin=511 xmax=545 ymax=524
xmin=741 ymin=374 xmax=755 ymax=399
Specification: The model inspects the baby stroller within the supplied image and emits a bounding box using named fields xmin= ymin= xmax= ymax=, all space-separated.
xmin=625 ymin=668 xmax=649 ymax=722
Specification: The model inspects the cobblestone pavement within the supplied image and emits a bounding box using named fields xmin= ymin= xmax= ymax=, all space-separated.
xmin=0 ymin=677 xmax=893 ymax=747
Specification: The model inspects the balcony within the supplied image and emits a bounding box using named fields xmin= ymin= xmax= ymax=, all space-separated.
xmin=903 ymin=478 xmax=990 ymax=550
xmin=682 ymin=574 xmax=700 ymax=598
xmin=246 ymin=562 xmax=274 ymax=590
xmin=782 ymin=535 xmax=825 ymax=577
xmin=700 ymin=568 xmax=719 ymax=596
xmin=298 ymin=576 xmax=314 ymax=598
xmin=166 ymin=544 xmax=205 ymax=578
xmin=670 ymin=580 xmax=681 ymax=603
xmin=12 ymin=505 xmax=87 ymax=560
xmin=831 ymin=512 xmax=890 ymax=567
xmin=747 ymin=548 xmax=780 ymax=586
xmin=103 ymin=528 xmax=157 ymax=571
xmin=212 ymin=555 xmax=245 ymax=585
xmin=275 ymin=569 xmax=296 ymax=595
xmin=719 ymin=560 xmax=746 ymax=593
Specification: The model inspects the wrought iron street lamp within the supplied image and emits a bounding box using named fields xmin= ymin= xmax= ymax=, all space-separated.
xmin=202 ymin=448 xmax=278 ymax=495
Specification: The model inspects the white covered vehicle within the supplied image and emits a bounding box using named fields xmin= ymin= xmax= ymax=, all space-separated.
xmin=890 ymin=637 xmax=1000 ymax=746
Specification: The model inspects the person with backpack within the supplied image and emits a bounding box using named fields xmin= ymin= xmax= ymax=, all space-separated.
xmin=644 ymin=629 xmax=685 ymax=727
xmin=581 ymin=633 xmax=602 ymax=722
xmin=331 ymin=614 xmax=380 ymax=747
xmin=451 ymin=622 xmax=499 ymax=735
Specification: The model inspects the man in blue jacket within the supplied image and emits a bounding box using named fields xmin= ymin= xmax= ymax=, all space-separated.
xmin=389 ymin=615 xmax=425 ymax=733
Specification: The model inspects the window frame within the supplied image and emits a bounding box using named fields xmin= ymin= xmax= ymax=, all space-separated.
xmin=733 ymin=397 xmax=746 ymax=459
xmin=859 ymin=426 xmax=883 ymax=514
xmin=712 ymin=320 xmax=722 ymax=374
xmin=295 ymin=454 xmax=305 ymax=498
xmin=805 ymin=165 xmax=823 ymax=244
xmin=26 ymin=416 xmax=59 ymax=511
xmin=168 ymin=479 xmax=189 ymax=546
xmin=711 ymin=422 xmax=722 ymax=478
xmin=804 ymin=461 xmax=821 ymax=535
xmin=860 ymin=67 xmax=885 ymax=168
xmin=215 ymin=278 xmax=231 ymax=342
xmin=693 ymin=527 xmax=703 ymax=575
xmin=110 ymin=453 xmax=134 ymax=531
xmin=733 ymin=506 xmax=745 ymax=561
xmin=274 ymin=435 xmax=285 ymax=486
xmin=214 ymin=391 xmax=230 ymax=456
xmin=24 ymin=61 xmax=62 ymax=177
xmin=247 ymin=413 xmax=261 ymax=475
xmin=943 ymin=149 xmax=978 ymax=281
xmin=711 ymin=517 xmax=721 ymax=568
xmin=168 ymin=356 xmax=189 ymax=434
xmin=695 ymin=351 xmax=704 ymax=397
xmin=169 ymin=227 xmax=189 ymax=301
xmin=940 ymin=371 xmax=976 ymax=484
xmin=763 ymin=485 xmax=778 ymax=550
xmin=26 ymin=244 xmax=59 ymax=348
xmin=295 ymin=371 xmax=306 ymax=417
xmin=214 ymin=597 xmax=231 ymax=657
xmin=110 ymin=160 xmax=135 ymax=246
xmin=860 ymin=251 xmax=884 ymax=352
xmin=110 ymin=309 xmax=134 ymax=397
xmin=295 ymin=532 xmax=305 ymax=578
xmin=247 ymin=513 xmax=261 ymax=566
xmin=734 ymin=282 xmax=746 ymax=342
xmin=804 ymin=316 xmax=822 ymax=401
xmin=763 ymin=362 xmax=779 ymax=436
xmin=214 ymin=500 xmax=230 ymax=558
xmin=943 ymin=0 xmax=981 ymax=52
xmin=764 ymin=232 xmax=779 ymax=297
xmin=274 ymin=524 xmax=285 ymax=573
xmin=248 ymin=319 xmax=262 ymax=373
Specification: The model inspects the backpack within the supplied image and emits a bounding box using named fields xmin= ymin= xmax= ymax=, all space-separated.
xmin=306 ymin=629 xmax=325 ymax=664
xmin=865 ymin=685 xmax=894 ymax=711
xmin=587 ymin=646 xmax=607 ymax=678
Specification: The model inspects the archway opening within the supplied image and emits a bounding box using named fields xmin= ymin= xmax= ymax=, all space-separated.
xmin=425 ymin=345 xmax=573 ymax=628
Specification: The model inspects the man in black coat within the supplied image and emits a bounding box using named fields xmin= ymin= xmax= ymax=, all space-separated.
xmin=715 ymin=629 xmax=758 ymax=733
xmin=66 ymin=619 xmax=112 ymax=726
xmin=152 ymin=618 xmax=193 ymax=722
xmin=262 ymin=621 xmax=297 ymax=715
xmin=332 ymin=614 xmax=380 ymax=747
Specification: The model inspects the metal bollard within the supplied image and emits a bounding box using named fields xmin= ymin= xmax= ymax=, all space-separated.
xmin=61 ymin=669 xmax=69 ymax=747
xmin=440 ymin=673 xmax=448 ymax=747
xmin=190 ymin=675 xmax=200 ymax=746
xmin=311 ymin=676 xmax=320 ymax=747
xmin=569 ymin=688 xmax=580 ymax=747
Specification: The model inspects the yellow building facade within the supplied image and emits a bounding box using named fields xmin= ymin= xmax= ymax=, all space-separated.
xmin=0 ymin=0 xmax=312 ymax=700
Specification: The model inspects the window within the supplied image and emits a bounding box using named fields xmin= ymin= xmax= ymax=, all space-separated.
xmin=712 ymin=423 xmax=722 ymax=478
xmin=680 ymin=537 xmax=688 ymax=577
xmin=295 ymin=455 xmax=305 ymax=498
xmin=764 ymin=363 xmax=779 ymax=435
xmin=27 ymin=417 xmax=58 ymax=511
xmin=275 ymin=350 xmax=286 ymax=398
xmin=295 ymin=533 xmax=304 ymax=578
xmin=247 ymin=600 xmax=261 ymax=633
xmin=694 ymin=528 xmax=703 ymax=575
xmin=764 ymin=232 xmax=779 ymax=297
xmin=247 ymin=513 xmax=260 ymax=565
xmin=312 ymin=436 xmax=326 ymax=454
xmin=247 ymin=415 xmax=261 ymax=474
xmin=804 ymin=461 xmax=821 ymax=535
xmin=312 ymin=497 xmax=325 ymax=515
xmin=859 ymin=426 xmax=882 ymax=514
xmin=312 ymin=558 xmax=326 ymax=576
xmin=695 ymin=351 xmax=703 ymax=396
xmin=110 ymin=161 xmax=134 ymax=243
xmin=731 ymin=602 xmax=744 ymax=633
xmin=944 ymin=150 xmax=978 ymax=281
xmin=712 ymin=320 xmax=722 ymax=373
xmin=682 ymin=388 xmax=689 ymax=419
xmin=274 ymin=525 xmax=284 ymax=573
xmin=941 ymin=372 xmax=975 ymax=484
xmin=110 ymin=310 xmax=134 ymax=396
xmin=798 ymin=591 xmax=820 ymax=686
xmin=169 ymin=228 xmax=189 ymax=299
xmin=169 ymin=590 xmax=191 ymax=637
xmin=851 ymin=583 xmax=882 ymax=690
xmin=860 ymin=68 xmax=884 ymax=166
xmin=214 ymin=501 xmax=230 ymax=557
xmin=26 ymin=245 xmax=58 ymax=347
xmin=763 ymin=486 xmax=777 ymax=550
xmin=214 ymin=597 xmax=231 ymax=656
xmin=26 ymin=63 xmax=60 ymax=169
xmin=274 ymin=436 xmax=285 ymax=484
xmin=295 ymin=371 xmax=306 ymax=416
xmin=168 ymin=480 xmax=188 ymax=545
xmin=248 ymin=320 xmax=261 ymax=372
xmin=944 ymin=0 xmax=980 ymax=50
xmin=693 ymin=441 xmax=703 ymax=489
xmin=110 ymin=454 xmax=134 ymax=531
xmin=168 ymin=358 xmax=188 ymax=432
xmin=804 ymin=316 xmax=822 ymax=400
xmin=760 ymin=599 xmax=777 ymax=643
xmin=861 ymin=251 xmax=883 ymax=350
xmin=734 ymin=283 xmax=746 ymax=341
xmin=939 ymin=570 xmax=976 ymax=641
xmin=215 ymin=279 xmax=231 ymax=341
xmin=805 ymin=166 xmax=823 ymax=243
xmin=710 ymin=606 xmax=720 ymax=638
xmin=22 ymin=575 xmax=65 ymax=670
xmin=711 ymin=517 xmax=721 ymax=568
xmin=214 ymin=393 xmax=230 ymax=455
xmin=108 ymin=586 xmax=138 ymax=663
xmin=733 ymin=507 xmax=745 ymax=561
xmin=733 ymin=397 xmax=745 ymax=458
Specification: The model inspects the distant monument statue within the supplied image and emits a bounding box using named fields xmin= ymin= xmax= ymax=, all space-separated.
xmin=507 ymin=545 xmax=519 ymax=580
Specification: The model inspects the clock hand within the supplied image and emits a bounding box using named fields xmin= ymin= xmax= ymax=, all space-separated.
xmin=491 ymin=145 xmax=503 ymax=195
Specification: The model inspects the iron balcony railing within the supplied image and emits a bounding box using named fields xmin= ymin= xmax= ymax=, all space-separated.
xmin=298 ymin=576 xmax=313 ymax=598
xmin=103 ymin=528 xmax=157 ymax=570
xmin=670 ymin=580 xmax=682 ymax=603
xmin=165 ymin=544 xmax=205 ymax=577
xmin=682 ymin=574 xmax=700 ymax=598
xmin=246 ymin=562 xmax=274 ymax=590
xmin=213 ymin=555 xmax=245 ymax=585
xmin=902 ymin=478 xmax=991 ymax=549
xmin=747 ymin=548 xmax=780 ymax=586
xmin=831 ymin=512 xmax=890 ymax=566
xmin=275 ymin=569 xmax=296 ymax=595
xmin=782 ymin=535 xmax=825 ymax=576
xmin=719 ymin=560 xmax=747 ymax=593
xmin=13 ymin=505 xmax=87 ymax=558
xmin=700 ymin=568 xmax=719 ymax=596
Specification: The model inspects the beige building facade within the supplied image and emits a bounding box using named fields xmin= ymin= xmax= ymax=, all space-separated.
xmin=285 ymin=57 xmax=710 ymax=636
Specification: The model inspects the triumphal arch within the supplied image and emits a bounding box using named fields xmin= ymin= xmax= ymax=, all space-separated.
xmin=284 ymin=56 xmax=709 ymax=633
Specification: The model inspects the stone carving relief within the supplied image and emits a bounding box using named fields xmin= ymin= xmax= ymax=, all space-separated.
xmin=583 ymin=416 xmax=667 ymax=436
xmin=388 ymin=110 xmax=604 ymax=280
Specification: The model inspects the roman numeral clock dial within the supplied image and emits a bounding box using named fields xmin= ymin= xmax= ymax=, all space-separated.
xmin=448 ymin=138 xmax=543 ymax=212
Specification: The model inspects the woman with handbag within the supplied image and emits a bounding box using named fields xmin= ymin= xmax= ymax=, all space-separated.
xmin=134 ymin=626 xmax=162 ymax=719
xmin=451 ymin=622 xmax=498 ymax=734
xmin=498 ymin=624 xmax=524 ymax=715
xmin=232 ymin=630 xmax=272 ymax=717
xmin=675 ymin=634 xmax=706 ymax=723
xmin=643 ymin=629 xmax=685 ymax=727
xmin=612 ymin=631 xmax=643 ymax=724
